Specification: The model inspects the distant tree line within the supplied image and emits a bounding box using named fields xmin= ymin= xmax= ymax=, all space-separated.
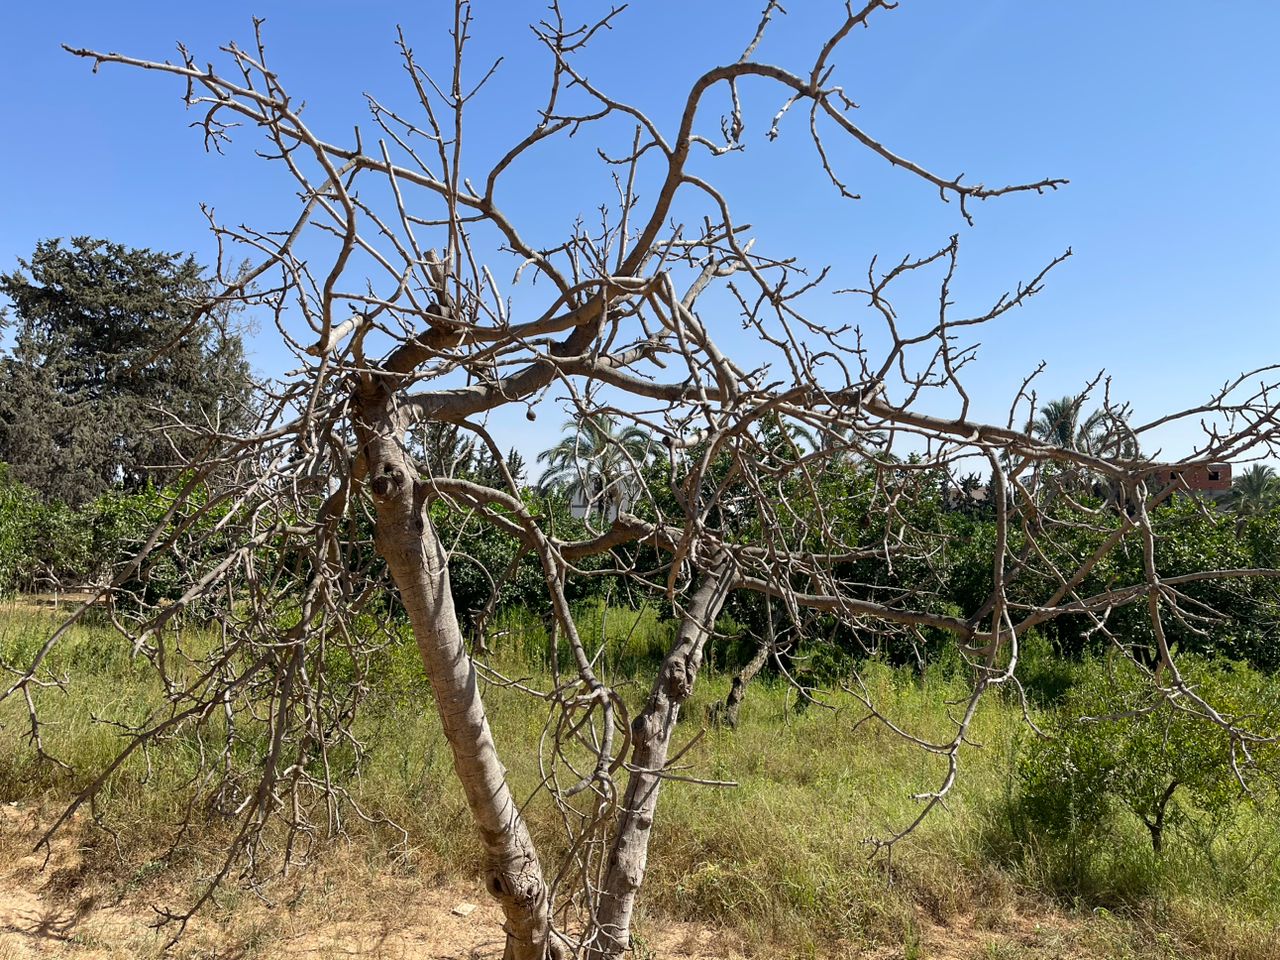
xmin=3 ymin=238 xmax=1279 ymax=684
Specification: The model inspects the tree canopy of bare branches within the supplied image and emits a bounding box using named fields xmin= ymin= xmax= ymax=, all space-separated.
xmin=5 ymin=4 xmax=1280 ymax=958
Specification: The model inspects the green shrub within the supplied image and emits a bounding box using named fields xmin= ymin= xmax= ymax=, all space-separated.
xmin=0 ymin=464 xmax=40 ymax=593
xmin=0 ymin=466 xmax=201 ymax=596
xmin=1014 ymin=630 xmax=1083 ymax=706
xmin=1014 ymin=655 xmax=1280 ymax=861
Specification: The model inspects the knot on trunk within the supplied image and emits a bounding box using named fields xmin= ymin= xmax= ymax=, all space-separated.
xmin=662 ymin=660 xmax=692 ymax=701
xmin=487 ymin=868 xmax=547 ymax=910
xmin=370 ymin=462 xmax=407 ymax=499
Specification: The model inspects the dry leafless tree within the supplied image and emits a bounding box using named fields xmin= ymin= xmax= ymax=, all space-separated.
xmin=5 ymin=3 xmax=1280 ymax=958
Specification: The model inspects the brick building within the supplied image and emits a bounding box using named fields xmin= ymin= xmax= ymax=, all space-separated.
xmin=1144 ymin=463 xmax=1232 ymax=495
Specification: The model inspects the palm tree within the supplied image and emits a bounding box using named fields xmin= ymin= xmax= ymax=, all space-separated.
xmin=1027 ymin=395 xmax=1139 ymax=504
xmin=814 ymin=422 xmax=892 ymax=465
xmin=756 ymin=413 xmax=815 ymax=460
xmin=1229 ymin=464 xmax=1277 ymax=518
xmin=1031 ymin=395 xmax=1138 ymax=458
xmin=537 ymin=414 xmax=654 ymax=520
xmin=1032 ymin=395 xmax=1088 ymax=450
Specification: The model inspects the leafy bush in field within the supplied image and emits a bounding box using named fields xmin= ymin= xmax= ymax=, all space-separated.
xmin=0 ymin=464 xmax=40 ymax=593
xmin=0 ymin=465 xmax=98 ymax=593
xmin=936 ymin=494 xmax=1280 ymax=674
xmin=0 ymin=466 xmax=226 ymax=600
xmin=1092 ymin=499 xmax=1280 ymax=672
xmin=1014 ymin=655 xmax=1280 ymax=860
xmin=1012 ymin=631 xmax=1084 ymax=706
xmin=93 ymin=481 xmax=222 ymax=608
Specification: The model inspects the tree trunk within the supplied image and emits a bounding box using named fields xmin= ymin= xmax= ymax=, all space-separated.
xmin=718 ymin=597 xmax=793 ymax=728
xmin=719 ymin=631 xmax=771 ymax=730
xmin=590 ymin=563 xmax=734 ymax=958
xmin=361 ymin=406 xmax=559 ymax=960
xmin=1144 ymin=780 xmax=1179 ymax=855
xmin=715 ymin=595 xmax=778 ymax=730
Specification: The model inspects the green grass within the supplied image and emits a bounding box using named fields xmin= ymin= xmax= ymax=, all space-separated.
xmin=3 ymin=604 xmax=1280 ymax=959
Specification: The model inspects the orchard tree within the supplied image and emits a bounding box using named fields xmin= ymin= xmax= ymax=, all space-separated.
xmin=6 ymin=4 xmax=1280 ymax=959
xmin=0 ymin=237 xmax=254 ymax=505
xmin=1017 ymin=655 xmax=1280 ymax=855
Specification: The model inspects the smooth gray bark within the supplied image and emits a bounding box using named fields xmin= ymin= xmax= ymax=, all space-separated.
xmin=590 ymin=563 xmax=735 ymax=959
xmin=360 ymin=403 xmax=560 ymax=960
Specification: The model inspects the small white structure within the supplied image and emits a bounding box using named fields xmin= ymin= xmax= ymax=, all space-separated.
xmin=569 ymin=474 xmax=639 ymax=523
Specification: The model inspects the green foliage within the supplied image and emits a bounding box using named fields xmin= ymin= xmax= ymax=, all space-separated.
xmin=1028 ymin=394 xmax=1135 ymax=459
xmin=535 ymin=413 xmax=655 ymax=520
xmin=0 ymin=468 xmax=225 ymax=598
xmin=0 ymin=465 xmax=105 ymax=592
xmin=1013 ymin=655 xmax=1280 ymax=869
xmin=1230 ymin=464 xmax=1278 ymax=518
xmin=1013 ymin=631 xmax=1083 ymax=706
xmin=0 ymin=464 xmax=40 ymax=593
xmin=933 ymin=489 xmax=1280 ymax=673
xmin=0 ymin=236 xmax=254 ymax=505
xmin=98 ymin=480 xmax=235 ymax=608
xmin=1142 ymin=498 xmax=1280 ymax=670
xmin=429 ymin=486 xmax=616 ymax=632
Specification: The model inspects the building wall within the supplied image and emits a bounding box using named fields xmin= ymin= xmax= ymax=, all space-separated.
xmin=1145 ymin=463 xmax=1232 ymax=493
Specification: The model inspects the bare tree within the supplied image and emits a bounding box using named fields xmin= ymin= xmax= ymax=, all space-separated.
xmin=5 ymin=4 xmax=1280 ymax=959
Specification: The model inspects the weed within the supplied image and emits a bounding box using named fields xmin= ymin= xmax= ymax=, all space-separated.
xmin=3 ymin=611 xmax=1279 ymax=959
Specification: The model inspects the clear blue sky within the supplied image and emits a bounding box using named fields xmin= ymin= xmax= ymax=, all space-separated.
xmin=2 ymin=2 xmax=1278 ymax=462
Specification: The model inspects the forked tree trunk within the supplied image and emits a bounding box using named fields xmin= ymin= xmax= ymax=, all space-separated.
xmin=361 ymin=407 xmax=559 ymax=960
xmin=1142 ymin=780 xmax=1179 ymax=854
xmin=590 ymin=563 xmax=735 ymax=958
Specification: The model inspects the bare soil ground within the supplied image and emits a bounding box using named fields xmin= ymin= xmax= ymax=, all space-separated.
xmin=0 ymin=803 xmax=738 ymax=960
xmin=0 ymin=802 xmax=1106 ymax=960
